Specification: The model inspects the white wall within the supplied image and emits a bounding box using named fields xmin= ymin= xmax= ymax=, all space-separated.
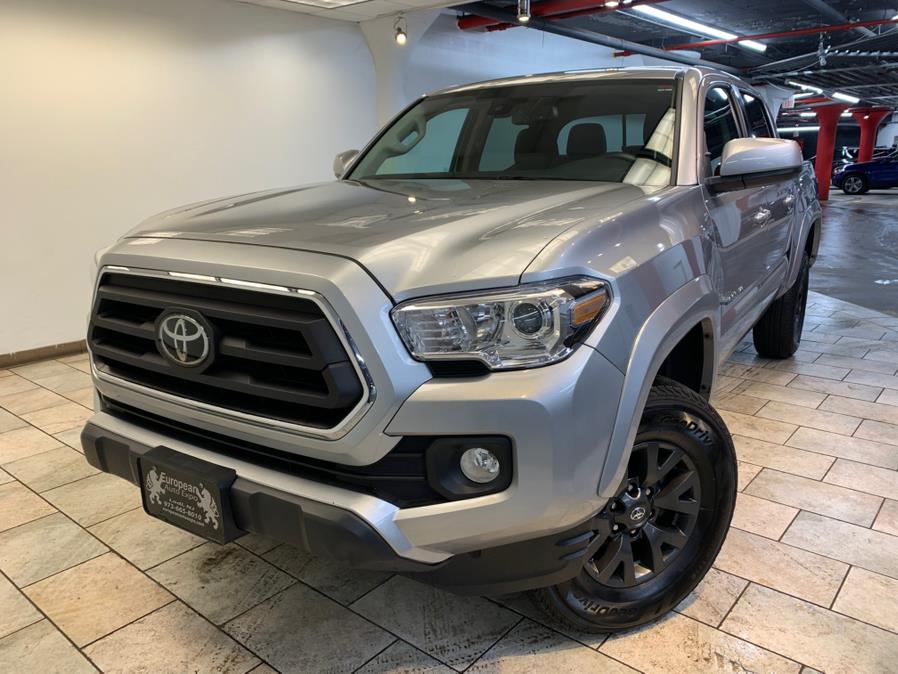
xmin=0 ymin=0 xmax=376 ymax=354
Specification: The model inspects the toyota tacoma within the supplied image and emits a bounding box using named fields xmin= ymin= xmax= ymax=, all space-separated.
xmin=82 ymin=66 xmax=820 ymax=632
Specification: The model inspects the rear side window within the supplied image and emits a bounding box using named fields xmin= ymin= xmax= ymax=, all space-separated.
xmin=703 ymin=86 xmax=740 ymax=174
xmin=742 ymin=93 xmax=774 ymax=138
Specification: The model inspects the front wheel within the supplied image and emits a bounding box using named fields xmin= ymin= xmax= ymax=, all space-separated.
xmin=531 ymin=379 xmax=736 ymax=632
xmin=841 ymin=173 xmax=868 ymax=195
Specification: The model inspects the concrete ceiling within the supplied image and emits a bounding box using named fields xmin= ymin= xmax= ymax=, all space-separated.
xmin=236 ymin=0 xmax=455 ymax=21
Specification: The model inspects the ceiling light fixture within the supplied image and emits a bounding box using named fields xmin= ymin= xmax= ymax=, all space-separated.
xmin=630 ymin=5 xmax=767 ymax=52
xmin=777 ymin=126 xmax=820 ymax=133
xmin=605 ymin=0 xmax=620 ymax=7
xmin=786 ymin=80 xmax=823 ymax=94
xmin=792 ymin=92 xmax=815 ymax=99
xmin=394 ymin=15 xmax=407 ymax=45
xmin=832 ymin=91 xmax=860 ymax=104
xmin=517 ymin=0 xmax=531 ymax=23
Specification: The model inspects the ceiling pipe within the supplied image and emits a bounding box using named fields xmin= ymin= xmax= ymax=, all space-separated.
xmin=455 ymin=1 xmax=740 ymax=72
xmin=614 ymin=16 xmax=898 ymax=56
xmin=457 ymin=0 xmax=666 ymax=32
xmin=796 ymin=0 xmax=875 ymax=38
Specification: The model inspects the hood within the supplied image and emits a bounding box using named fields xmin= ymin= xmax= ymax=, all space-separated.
xmin=129 ymin=179 xmax=659 ymax=299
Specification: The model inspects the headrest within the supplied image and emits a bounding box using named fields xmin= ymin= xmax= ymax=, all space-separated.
xmin=566 ymin=123 xmax=607 ymax=158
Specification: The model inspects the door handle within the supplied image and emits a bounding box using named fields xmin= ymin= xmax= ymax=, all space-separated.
xmin=783 ymin=194 xmax=795 ymax=210
xmin=753 ymin=208 xmax=771 ymax=226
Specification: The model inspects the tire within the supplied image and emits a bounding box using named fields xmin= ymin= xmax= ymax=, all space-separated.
xmin=752 ymin=251 xmax=810 ymax=358
xmin=531 ymin=378 xmax=736 ymax=633
xmin=842 ymin=173 xmax=868 ymax=195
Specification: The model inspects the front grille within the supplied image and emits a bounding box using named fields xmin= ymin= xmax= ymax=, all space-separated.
xmin=89 ymin=272 xmax=364 ymax=429
xmin=102 ymin=397 xmax=445 ymax=508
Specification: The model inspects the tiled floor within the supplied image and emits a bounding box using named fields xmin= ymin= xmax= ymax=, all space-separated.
xmin=1 ymin=290 xmax=898 ymax=673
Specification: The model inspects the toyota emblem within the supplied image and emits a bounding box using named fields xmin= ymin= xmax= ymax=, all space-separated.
xmin=156 ymin=310 xmax=213 ymax=368
xmin=629 ymin=506 xmax=647 ymax=522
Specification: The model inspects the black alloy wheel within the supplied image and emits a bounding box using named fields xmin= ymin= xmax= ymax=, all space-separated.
xmin=532 ymin=378 xmax=736 ymax=632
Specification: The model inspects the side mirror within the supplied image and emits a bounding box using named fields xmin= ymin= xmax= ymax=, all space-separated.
xmin=333 ymin=149 xmax=359 ymax=179
xmin=707 ymin=138 xmax=803 ymax=193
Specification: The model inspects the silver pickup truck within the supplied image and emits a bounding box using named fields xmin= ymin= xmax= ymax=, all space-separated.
xmin=83 ymin=66 xmax=820 ymax=632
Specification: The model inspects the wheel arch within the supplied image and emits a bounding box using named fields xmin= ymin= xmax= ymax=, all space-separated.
xmin=596 ymin=277 xmax=719 ymax=498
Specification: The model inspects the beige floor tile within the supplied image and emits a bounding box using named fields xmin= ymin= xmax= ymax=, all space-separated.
xmin=782 ymin=512 xmax=898 ymax=580
xmin=264 ymin=544 xmax=390 ymax=605
xmin=0 ymin=374 xmax=39 ymax=397
xmin=824 ymin=458 xmax=898 ymax=500
xmin=787 ymin=374 xmax=884 ymax=402
xmin=786 ymin=426 xmax=898 ymax=469
xmin=84 ymin=601 xmax=259 ymax=673
xmin=492 ymin=593 xmax=607 ymax=650
xmin=4 ymin=446 xmax=98 ymax=492
xmin=719 ymin=363 xmax=796 ymax=386
xmin=819 ymin=395 xmax=898 ymax=426
xmin=864 ymin=347 xmax=898 ymax=365
xmin=88 ymin=507 xmax=204 ymax=570
xmin=0 ymin=468 xmax=11 ymax=485
xmin=20 ymin=402 xmax=92 ymax=435
xmin=233 ymin=532 xmax=280 ymax=556
xmin=832 ymin=567 xmax=898 ymax=634
xmin=878 ymin=387 xmax=898 ymax=407
xmin=41 ymin=473 xmax=140 ymax=527
xmin=0 ymin=573 xmax=42 ymax=638
xmin=733 ymin=435 xmax=834 ymax=479
xmin=730 ymin=492 xmax=798 ymax=540
xmin=873 ymin=499 xmax=898 ymax=537
xmin=54 ymin=427 xmax=84 ymax=451
xmin=357 ymin=640 xmax=453 ymax=674
xmin=468 ymin=620 xmax=637 ymax=673
xmin=756 ymin=401 xmax=861 ymax=436
xmin=742 ymin=382 xmax=826 ymax=408
xmin=601 ymin=611 xmax=800 ymax=673
xmin=148 ymin=543 xmax=295 ymax=625
xmin=728 ymin=351 xmax=775 ymax=367
xmin=351 ymin=576 xmax=520 ymax=669
xmin=713 ymin=374 xmax=744 ymax=394
xmin=676 ymin=567 xmax=748 ymax=628
xmin=711 ymin=392 xmax=767 ymax=415
xmin=62 ymin=387 xmax=95 ymax=410
xmin=58 ymin=353 xmax=90 ymax=365
xmin=0 ymin=387 xmax=69 ymax=415
xmin=745 ymin=469 xmax=882 ymax=526
xmin=722 ymin=583 xmax=898 ymax=674
xmin=0 ymin=409 xmax=26 ymax=434
xmin=226 ymin=583 xmax=394 ymax=673
xmin=793 ymin=341 xmax=871 ymax=359
xmin=854 ymin=419 xmax=898 ymax=447
xmin=845 ymin=368 xmax=898 ymax=391
xmin=719 ymin=410 xmax=797 ymax=445
xmin=715 ymin=528 xmax=847 ymax=606
xmin=767 ymin=359 xmax=852 ymax=380
xmin=0 ymin=511 xmax=107 ymax=586
xmin=24 ymin=552 xmax=173 ymax=647
xmin=12 ymin=361 xmax=75 ymax=381
xmin=815 ymin=354 xmax=897 ymax=375
xmin=737 ymin=461 xmax=762 ymax=491
xmin=0 ymin=426 xmax=63 ymax=464
xmin=31 ymin=370 xmax=92 ymax=394
xmin=0 ymin=481 xmax=55 ymax=532
xmin=0 ymin=620 xmax=96 ymax=674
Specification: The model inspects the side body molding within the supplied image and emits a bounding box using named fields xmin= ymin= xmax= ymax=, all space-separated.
xmin=597 ymin=275 xmax=719 ymax=497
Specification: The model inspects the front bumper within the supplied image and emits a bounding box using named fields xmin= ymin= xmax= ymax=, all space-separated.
xmin=81 ymin=420 xmax=601 ymax=595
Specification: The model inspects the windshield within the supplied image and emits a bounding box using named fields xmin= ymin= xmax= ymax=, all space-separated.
xmin=349 ymin=79 xmax=678 ymax=186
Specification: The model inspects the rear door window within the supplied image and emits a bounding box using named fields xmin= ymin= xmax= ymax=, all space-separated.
xmin=741 ymin=92 xmax=774 ymax=138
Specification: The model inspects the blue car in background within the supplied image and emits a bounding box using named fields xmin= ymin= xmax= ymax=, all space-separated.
xmin=832 ymin=151 xmax=898 ymax=195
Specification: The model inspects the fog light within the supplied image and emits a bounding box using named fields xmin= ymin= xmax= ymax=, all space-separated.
xmin=460 ymin=447 xmax=500 ymax=483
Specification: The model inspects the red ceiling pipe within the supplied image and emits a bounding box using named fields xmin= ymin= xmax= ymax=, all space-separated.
xmin=814 ymin=104 xmax=850 ymax=201
xmin=457 ymin=0 xmax=666 ymax=31
xmin=850 ymin=107 xmax=892 ymax=162
xmin=615 ymin=16 xmax=898 ymax=55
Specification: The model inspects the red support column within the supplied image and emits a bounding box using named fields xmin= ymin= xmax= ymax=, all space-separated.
xmin=850 ymin=107 xmax=891 ymax=163
xmin=814 ymin=104 xmax=849 ymax=201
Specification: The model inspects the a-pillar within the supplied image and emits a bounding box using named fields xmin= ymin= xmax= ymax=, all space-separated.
xmin=850 ymin=107 xmax=891 ymax=163
xmin=814 ymin=104 xmax=849 ymax=201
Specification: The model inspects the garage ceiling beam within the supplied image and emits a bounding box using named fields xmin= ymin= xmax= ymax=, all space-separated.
xmin=797 ymin=0 xmax=875 ymax=38
xmin=455 ymin=2 xmax=740 ymax=73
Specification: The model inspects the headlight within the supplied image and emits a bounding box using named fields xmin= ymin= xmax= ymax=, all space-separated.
xmin=391 ymin=277 xmax=610 ymax=370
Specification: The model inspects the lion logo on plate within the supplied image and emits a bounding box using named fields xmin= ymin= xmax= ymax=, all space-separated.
xmin=156 ymin=311 xmax=211 ymax=367
xmin=196 ymin=483 xmax=220 ymax=530
xmin=145 ymin=467 xmax=164 ymax=505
